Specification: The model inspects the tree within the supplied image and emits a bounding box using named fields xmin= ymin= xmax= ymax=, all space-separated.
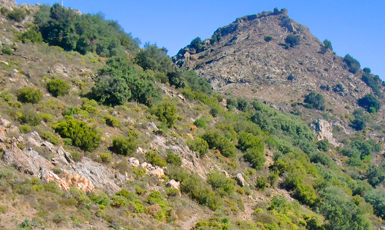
xmin=17 ymin=87 xmax=43 ymax=104
xmin=111 ymin=136 xmax=138 ymax=156
xmin=189 ymin=37 xmax=204 ymax=53
xmin=243 ymin=147 xmax=265 ymax=170
xmin=47 ymin=79 xmax=70 ymax=97
xmin=202 ymin=130 xmax=237 ymax=157
xmin=304 ymin=91 xmax=325 ymax=110
xmin=285 ymin=35 xmax=300 ymax=47
xmin=153 ymin=101 xmax=178 ymax=128
xmin=358 ymin=94 xmax=381 ymax=113
xmin=92 ymin=74 xmax=131 ymax=106
xmin=320 ymin=39 xmax=333 ymax=54
xmin=135 ymin=43 xmax=173 ymax=73
xmin=344 ymin=54 xmax=361 ymax=74
xmin=364 ymin=189 xmax=385 ymax=218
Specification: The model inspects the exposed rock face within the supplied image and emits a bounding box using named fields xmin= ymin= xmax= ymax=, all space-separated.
xmin=173 ymin=9 xmax=380 ymax=114
xmin=0 ymin=117 xmax=120 ymax=193
xmin=0 ymin=0 xmax=17 ymax=10
xmin=235 ymin=173 xmax=249 ymax=187
xmin=167 ymin=179 xmax=180 ymax=190
xmin=310 ymin=119 xmax=339 ymax=147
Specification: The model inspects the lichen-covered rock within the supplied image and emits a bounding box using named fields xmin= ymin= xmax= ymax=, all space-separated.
xmin=167 ymin=179 xmax=180 ymax=190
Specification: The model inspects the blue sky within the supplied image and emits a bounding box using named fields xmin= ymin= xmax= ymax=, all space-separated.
xmin=19 ymin=0 xmax=385 ymax=79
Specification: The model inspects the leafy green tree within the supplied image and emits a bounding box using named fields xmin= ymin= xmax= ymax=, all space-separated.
xmin=358 ymin=94 xmax=381 ymax=113
xmin=135 ymin=43 xmax=173 ymax=73
xmin=304 ymin=91 xmax=325 ymax=110
xmin=364 ymin=189 xmax=385 ymax=218
xmin=285 ymin=34 xmax=300 ymax=47
xmin=20 ymin=27 xmax=43 ymax=43
xmin=111 ymin=136 xmax=138 ymax=156
xmin=47 ymin=79 xmax=70 ymax=97
xmin=320 ymin=39 xmax=333 ymax=54
xmin=54 ymin=118 xmax=101 ymax=151
xmin=243 ymin=147 xmax=265 ymax=170
xmin=366 ymin=166 xmax=385 ymax=187
xmin=153 ymin=101 xmax=178 ymax=127
xmin=351 ymin=109 xmax=368 ymax=131
xmin=237 ymin=98 xmax=249 ymax=112
xmin=184 ymin=70 xmax=212 ymax=95
xmin=187 ymin=137 xmax=209 ymax=157
xmin=92 ymin=74 xmax=131 ymax=106
xmin=264 ymin=36 xmax=273 ymax=42
xmin=189 ymin=37 xmax=204 ymax=53
xmin=202 ymin=130 xmax=237 ymax=157
xmin=344 ymin=54 xmax=361 ymax=74
xmin=362 ymin=73 xmax=382 ymax=97
xmin=167 ymin=69 xmax=186 ymax=89
xmin=17 ymin=87 xmax=43 ymax=104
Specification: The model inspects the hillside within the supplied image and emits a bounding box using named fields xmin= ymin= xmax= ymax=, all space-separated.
xmin=0 ymin=2 xmax=384 ymax=230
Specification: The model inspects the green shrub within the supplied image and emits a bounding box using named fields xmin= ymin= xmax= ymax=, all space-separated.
xmin=256 ymin=177 xmax=267 ymax=191
xmin=135 ymin=186 xmax=146 ymax=195
xmin=202 ymin=130 xmax=237 ymax=157
xmin=207 ymin=170 xmax=236 ymax=197
xmin=320 ymin=39 xmax=332 ymax=54
xmin=189 ymin=37 xmax=204 ymax=52
xmin=111 ymin=136 xmax=138 ymax=156
xmin=70 ymin=152 xmax=82 ymax=162
xmin=135 ymin=43 xmax=173 ymax=73
xmin=344 ymin=54 xmax=361 ymax=74
xmin=1 ymin=46 xmax=13 ymax=55
xmin=42 ymin=131 xmax=60 ymax=145
xmin=54 ymin=117 xmax=101 ymax=152
xmin=165 ymin=187 xmax=179 ymax=197
xmin=264 ymin=36 xmax=273 ymax=42
xmin=293 ymin=183 xmax=318 ymax=206
xmin=362 ymin=73 xmax=382 ymax=97
xmin=111 ymin=196 xmax=127 ymax=207
xmin=358 ymin=94 xmax=381 ymax=113
xmin=364 ymin=189 xmax=385 ymax=218
xmin=145 ymin=151 xmax=167 ymax=167
xmin=47 ymin=79 xmax=70 ymax=97
xmin=187 ymin=137 xmax=209 ymax=157
xmin=166 ymin=152 xmax=182 ymax=166
xmin=19 ymin=107 xmax=41 ymax=126
xmin=317 ymin=139 xmax=330 ymax=152
xmin=116 ymin=189 xmax=138 ymax=201
xmin=100 ymin=152 xmax=112 ymax=163
xmin=238 ymin=132 xmax=264 ymax=152
xmin=152 ymin=101 xmax=178 ymax=127
xmin=105 ymin=115 xmax=120 ymax=127
xmin=17 ymin=87 xmax=43 ymax=104
xmin=20 ymin=27 xmax=43 ymax=43
xmin=194 ymin=118 xmax=207 ymax=128
xmin=7 ymin=8 xmax=26 ymax=22
xmin=285 ymin=35 xmax=300 ymax=47
xmin=209 ymin=108 xmax=219 ymax=117
xmin=91 ymin=74 xmax=131 ymax=106
xmin=243 ymin=147 xmax=265 ymax=170
xmin=304 ymin=91 xmax=325 ymax=110
xmin=19 ymin=125 xmax=31 ymax=133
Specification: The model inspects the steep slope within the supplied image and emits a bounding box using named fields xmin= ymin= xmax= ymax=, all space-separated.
xmin=173 ymin=9 xmax=381 ymax=114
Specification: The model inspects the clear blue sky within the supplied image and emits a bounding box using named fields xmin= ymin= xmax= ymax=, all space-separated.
xmin=19 ymin=0 xmax=385 ymax=79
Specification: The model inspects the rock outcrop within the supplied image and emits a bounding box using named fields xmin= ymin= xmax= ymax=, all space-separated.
xmin=310 ymin=119 xmax=339 ymax=147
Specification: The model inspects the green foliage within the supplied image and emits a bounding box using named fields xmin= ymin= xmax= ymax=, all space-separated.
xmin=238 ymin=132 xmax=264 ymax=152
xmin=7 ymin=8 xmax=26 ymax=22
xmin=37 ymin=4 xmax=138 ymax=56
xmin=351 ymin=109 xmax=368 ymax=131
xmin=145 ymin=151 xmax=167 ymax=167
xmin=100 ymin=152 xmax=112 ymax=163
xmin=264 ymin=36 xmax=273 ymax=42
xmin=17 ymin=87 xmax=43 ymax=104
xmin=152 ymin=101 xmax=178 ymax=127
xmin=166 ymin=152 xmax=182 ymax=166
xmin=293 ymin=183 xmax=318 ymax=206
xmin=135 ymin=43 xmax=172 ymax=73
xmin=70 ymin=151 xmax=82 ymax=162
xmin=187 ymin=137 xmax=209 ymax=157
xmin=92 ymin=73 xmax=131 ymax=106
xmin=19 ymin=125 xmax=31 ymax=133
xmin=47 ymin=79 xmax=70 ymax=97
xmin=364 ymin=189 xmax=385 ymax=218
xmin=363 ymin=67 xmax=371 ymax=74
xmin=243 ymin=147 xmax=266 ymax=170
xmin=358 ymin=94 xmax=381 ymax=113
xmin=210 ymin=107 xmax=219 ymax=117
xmin=19 ymin=107 xmax=42 ymax=126
xmin=54 ymin=117 xmax=101 ymax=151
xmin=1 ymin=46 xmax=13 ymax=55
xmin=362 ymin=73 xmax=382 ymax=97
xmin=42 ymin=131 xmax=60 ymax=145
xmin=202 ymin=130 xmax=237 ymax=157
xmin=317 ymin=139 xmax=330 ymax=152
xmin=366 ymin=166 xmax=385 ymax=187
xmin=237 ymin=98 xmax=249 ymax=112
xmin=320 ymin=39 xmax=333 ymax=54
xmin=285 ymin=34 xmax=300 ymax=47
xmin=332 ymin=83 xmax=344 ymax=93
xmin=256 ymin=177 xmax=267 ymax=191
xmin=20 ymin=27 xmax=43 ymax=43
xmin=319 ymin=187 xmax=372 ymax=230
xmin=189 ymin=37 xmax=204 ymax=52
xmin=194 ymin=118 xmax=207 ymax=128
xmin=105 ymin=115 xmax=120 ymax=127
xmin=226 ymin=98 xmax=238 ymax=110
xmin=167 ymin=69 xmax=186 ymax=89
xmin=111 ymin=136 xmax=138 ymax=156
xmin=344 ymin=54 xmax=361 ymax=74
xmin=304 ymin=91 xmax=325 ymax=111
xmin=184 ymin=70 xmax=213 ymax=95
xmin=207 ymin=170 xmax=236 ymax=197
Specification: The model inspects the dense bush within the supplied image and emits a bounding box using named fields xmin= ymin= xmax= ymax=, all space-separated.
xmin=47 ymin=79 xmax=70 ymax=97
xmin=304 ymin=91 xmax=325 ymax=110
xmin=202 ymin=130 xmax=237 ymax=157
xmin=344 ymin=54 xmax=361 ymax=74
xmin=184 ymin=70 xmax=213 ymax=95
xmin=243 ymin=147 xmax=265 ymax=170
xmin=194 ymin=118 xmax=207 ymax=128
xmin=284 ymin=35 xmax=300 ymax=47
xmin=135 ymin=43 xmax=173 ymax=74
xmin=207 ymin=170 xmax=236 ymax=196
xmin=152 ymin=101 xmax=178 ymax=128
xmin=332 ymin=83 xmax=344 ymax=93
xmin=189 ymin=37 xmax=204 ymax=53
xmin=264 ymin=36 xmax=273 ymax=42
xmin=237 ymin=98 xmax=249 ymax=112
xmin=362 ymin=73 xmax=382 ymax=97
xmin=1 ymin=46 xmax=13 ymax=55
xmin=91 ymin=74 xmax=131 ymax=106
xmin=226 ymin=98 xmax=238 ymax=110
xmin=145 ymin=151 xmax=167 ymax=167
xmin=20 ymin=27 xmax=43 ymax=43
xmin=54 ymin=118 xmax=100 ymax=151
xmin=17 ymin=87 xmax=43 ymax=104
xmin=210 ymin=108 xmax=219 ymax=117
xmin=351 ymin=109 xmax=368 ymax=131
xmin=366 ymin=167 xmax=385 ymax=187
xmin=357 ymin=94 xmax=381 ymax=113
xmin=111 ymin=136 xmax=138 ymax=156
xmin=317 ymin=139 xmax=330 ymax=152
xmin=105 ymin=115 xmax=120 ymax=127
xmin=320 ymin=39 xmax=332 ymax=54
xmin=166 ymin=152 xmax=182 ymax=166
xmin=364 ymin=189 xmax=385 ymax=218
xmin=36 ymin=4 xmax=139 ymax=56
xmin=19 ymin=107 xmax=42 ymax=126
xmin=7 ymin=8 xmax=26 ymax=22
xmin=187 ymin=137 xmax=209 ymax=157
